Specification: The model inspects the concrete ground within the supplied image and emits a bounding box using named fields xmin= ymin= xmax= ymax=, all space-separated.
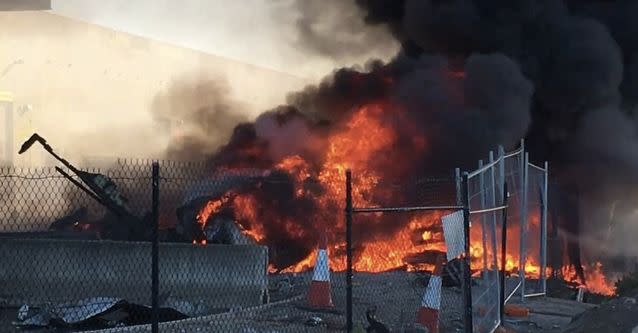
xmin=501 ymin=297 xmax=597 ymax=333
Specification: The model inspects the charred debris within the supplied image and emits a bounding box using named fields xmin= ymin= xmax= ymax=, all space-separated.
xmin=7 ymin=133 xmax=257 ymax=244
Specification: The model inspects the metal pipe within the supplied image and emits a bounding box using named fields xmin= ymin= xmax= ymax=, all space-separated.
xmin=54 ymin=167 xmax=105 ymax=206
xmin=151 ymin=162 xmax=159 ymax=333
xmin=469 ymin=205 xmax=508 ymax=214
xmin=520 ymin=152 xmax=529 ymax=301
xmin=455 ymin=168 xmax=462 ymax=206
xmin=500 ymin=182 xmax=509 ymax=322
xmin=528 ymin=163 xmax=546 ymax=172
xmin=504 ymin=147 xmax=524 ymax=159
xmin=4 ymin=100 xmax=13 ymax=165
xmin=479 ymin=160 xmax=489 ymax=277
xmin=345 ymin=169 xmax=353 ymax=333
xmin=461 ymin=172 xmax=474 ymax=333
xmin=467 ymin=154 xmax=502 ymax=178
xmin=541 ymin=161 xmax=549 ymax=295
xmin=489 ymin=150 xmax=501 ymax=319
xmin=353 ymin=205 xmax=463 ymax=213
xmin=504 ymin=281 xmax=522 ymax=304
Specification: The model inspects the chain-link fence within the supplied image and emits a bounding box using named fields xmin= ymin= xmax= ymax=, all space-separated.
xmin=0 ymin=161 xmax=156 ymax=332
xmin=346 ymin=172 xmax=471 ymax=333
xmin=1 ymin=158 xmax=352 ymax=332
xmin=1 ymin=138 xmax=547 ymax=332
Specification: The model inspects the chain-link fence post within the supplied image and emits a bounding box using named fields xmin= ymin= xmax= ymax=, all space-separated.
xmin=345 ymin=169 xmax=353 ymax=333
xmin=461 ymin=172 xmax=473 ymax=333
xmin=151 ymin=161 xmax=159 ymax=333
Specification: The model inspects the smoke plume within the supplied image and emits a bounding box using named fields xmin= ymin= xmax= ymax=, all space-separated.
xmin=161 ymin=1 xmax=638 ymax=271
xmin=285 ymin=0 xmax=398 ymax=62
xmin=151 ymin=76 xmax=249 ymax=161
xmin=351 ymin=0 xmax=638 ymax=268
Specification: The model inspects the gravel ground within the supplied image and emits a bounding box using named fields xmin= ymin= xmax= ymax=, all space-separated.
xmin=561 ymin=295 xmax=638 ymax=333
xmin=2 ymin=272 xmax=606 ymax=333
xmin=26 ymin=271 xmax=466 ymax=333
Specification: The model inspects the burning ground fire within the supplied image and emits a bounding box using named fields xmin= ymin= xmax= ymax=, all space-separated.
xmin=193 ymin=101 xmax=616 ymax=295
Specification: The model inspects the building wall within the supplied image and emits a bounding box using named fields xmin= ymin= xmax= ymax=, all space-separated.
xmin=0 ymin=11 xmax=310 ymax=166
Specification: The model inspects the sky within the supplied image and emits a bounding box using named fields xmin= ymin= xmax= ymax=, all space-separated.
xmin=50 ymin=0 xmax=397 ymax=80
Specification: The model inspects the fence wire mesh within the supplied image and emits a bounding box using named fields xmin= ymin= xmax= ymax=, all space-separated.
xmin=524 ymin=162 xmax=548 ymax=296
xmin=1 ymin=143 xmax=547 ymax=332
xmin=1 ymin=159 xmax=349 ymax=332
xmin=349 ymin=176 xmax=468 ymax=333
xmin=502 ymin=149 xmax=525 ymax=302
xmin=465 ymin=154 xmax=504 ymax=333
xmin=0 ymin=162 xmax=155 ymax=331
xmin=460 ymin=142 xmax=549 ymax=333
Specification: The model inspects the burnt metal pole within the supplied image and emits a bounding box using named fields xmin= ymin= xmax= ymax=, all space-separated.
xmin=461 ymin=172 xmax=473 ymax=333
xmin=151 ymin=162 xmax=160 ymax=333
xmin=345 ymin=169 xmax=353 ymax=333
xmin=500 ymin=182 xmax=509 ymax=322
xmin=540 ymin=161 xmax=548 ymax=295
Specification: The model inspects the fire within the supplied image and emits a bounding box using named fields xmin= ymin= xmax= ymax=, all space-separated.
xmin=232 ymin=195 xmax=266 ymax=242
xmin=197 ymin=102 xmax=439 ymax=272
xmin=581 ymin=263 xmax=615 ymax=295
xmin=317 ymin=103 xmax=397 ymax=206
xmin=192 ymin=101 xmax=617 ymax=295
xmin=279 ymin=213 xmax=447 ymax=273
xmin=196 ymin=199 xmax=223 ymax=228
xmin=556 ymin=263 xmax=615 ymax=296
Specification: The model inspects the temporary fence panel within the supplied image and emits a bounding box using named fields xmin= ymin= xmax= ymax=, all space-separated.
xmin=460 ymin=140 xmax=549 ymax=319
xmin=502 ymin=145 xmax=525 ymax=302
xmin=464 ymin=148 xmax=505 ymax=333
xmin=523 ymin=160 xmax=548 ymax=297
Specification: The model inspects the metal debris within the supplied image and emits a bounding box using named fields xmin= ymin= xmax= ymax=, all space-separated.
xmin=305 ymin=316 xmax=323 ymax=326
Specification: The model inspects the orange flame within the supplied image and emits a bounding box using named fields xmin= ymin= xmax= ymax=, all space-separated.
xmin=193 ymin=102 xmax=617 ymax=295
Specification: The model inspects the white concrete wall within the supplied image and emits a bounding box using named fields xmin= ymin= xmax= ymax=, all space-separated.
xmin=0 ymin=238 xmax=269 ymax=307
xmin=0 ymin=11 xmax=310 ymax=166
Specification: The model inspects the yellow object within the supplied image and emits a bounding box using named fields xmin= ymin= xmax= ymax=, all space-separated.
xmin=0 ymin=91 xmax=13 ymax=102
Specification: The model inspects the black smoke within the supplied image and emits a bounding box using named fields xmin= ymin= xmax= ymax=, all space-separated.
xmin=163 ymin=1 xmax=638 ymax=273
xmin=352 ymin=0 xmax=638 ymax=272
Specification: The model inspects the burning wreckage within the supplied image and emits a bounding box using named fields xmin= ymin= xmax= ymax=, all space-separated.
xmin=12 ymin=131 xmax=487 ymax=276
xmin=16 ymin=133 xmax=264 ymax=245
xmin=17 ymin=133 xmax=153 ymax=241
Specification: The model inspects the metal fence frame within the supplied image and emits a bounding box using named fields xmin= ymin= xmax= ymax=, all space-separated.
xmin=462 ymin=148 xmax=506 ymax=333
xmin=456 ymin=140 xmax=549 ymax=333
xmin=524 ymin=159 xmax=549 ymax=298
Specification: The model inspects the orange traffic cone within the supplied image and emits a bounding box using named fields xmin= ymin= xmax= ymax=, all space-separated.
xmin=306 ymin=232 xmax=333 ymax=308
xmin=416 ymin=255 xmax=446 ymax=333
